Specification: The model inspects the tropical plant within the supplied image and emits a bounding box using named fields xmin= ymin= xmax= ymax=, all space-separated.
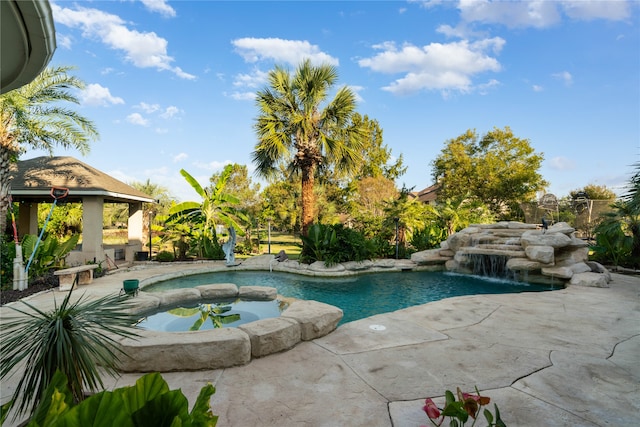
xmin=252 ymin=59 xmax=365 ymax=236
xmin=21 ymin=233 xmax=80 ymax=278
xmin=425 ymin=197 xmax=495 ymax=237
xmin=0 ymin=236 xmax=16 ymax=290
xmin=167 ymin=166 xmax=247 ymax=259
xmin=5 ymin=370 xmax=218 ymax=427
xmin=422 ymin=387 xmax=506 ymax=427
xmin=0 ymin=65 xmax=99 ymax=238
xmin=0 ymin=288 xmax=139 ymax=419
xmin=591 ymin=163 xmax=640 ymax=268
xmin=410 ymin=223 xmax=448 ymax=251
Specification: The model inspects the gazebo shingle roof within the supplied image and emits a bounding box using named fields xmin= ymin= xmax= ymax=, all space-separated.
xmin=9 ymin=156 xmax=155 ymax=203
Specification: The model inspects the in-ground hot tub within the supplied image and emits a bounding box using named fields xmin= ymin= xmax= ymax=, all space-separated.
xmin=116 ymin=283 xmax=343 ymax=372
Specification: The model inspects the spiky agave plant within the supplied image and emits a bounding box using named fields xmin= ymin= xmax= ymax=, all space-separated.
xmin=0 ymin=287 xmax=139 ymax=420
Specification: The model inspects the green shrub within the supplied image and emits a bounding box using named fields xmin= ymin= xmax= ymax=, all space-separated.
xmin=155 ymin=250 xmax=175 ymax=262
xmin=301 ymin=223 xmax=374 ymax=266
xmin=0 ymin=238 xmax=16 ymax=291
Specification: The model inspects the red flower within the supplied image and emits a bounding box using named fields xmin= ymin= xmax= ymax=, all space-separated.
xmin=423 ymin=398 xmax=441 ymax=419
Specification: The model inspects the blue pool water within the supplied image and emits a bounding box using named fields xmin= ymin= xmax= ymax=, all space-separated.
xmin=145 ymin=271 xmax=561 ymax=324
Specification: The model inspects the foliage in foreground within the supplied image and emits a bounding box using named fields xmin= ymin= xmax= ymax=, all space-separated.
xmin=0 ymin=288 xmax=139 ymax=419
xmin=422 ymin=387 xmax=506 ymax=427
xmin=1 ymin=370 xmax=218 ymax=427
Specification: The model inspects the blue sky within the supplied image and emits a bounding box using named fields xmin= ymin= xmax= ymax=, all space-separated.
xmin=25 ymin=0 xmax=640 ymax=201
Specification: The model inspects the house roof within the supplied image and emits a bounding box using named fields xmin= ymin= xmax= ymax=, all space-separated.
xmin=411 ymin=183 xmax=440 ymax=204
xmin=9 ymin=156 xmax=155 ymax=204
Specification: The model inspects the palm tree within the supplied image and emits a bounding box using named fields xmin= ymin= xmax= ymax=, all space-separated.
xmin=252 ymin=59 xmax=365 ymax=236
xmin=0 ymin=65 xmax=99 ymax=236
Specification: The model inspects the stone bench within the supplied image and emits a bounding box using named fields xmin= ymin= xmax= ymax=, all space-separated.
xmin=54 ymin=264 xmax=99 ymax=291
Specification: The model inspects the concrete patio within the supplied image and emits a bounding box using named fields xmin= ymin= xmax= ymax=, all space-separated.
xmin=1 ymin=261 xmax=638 ymax=426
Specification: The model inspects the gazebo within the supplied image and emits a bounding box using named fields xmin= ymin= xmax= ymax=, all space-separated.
xmin=9 ymin=156 xmax=155 ymax=265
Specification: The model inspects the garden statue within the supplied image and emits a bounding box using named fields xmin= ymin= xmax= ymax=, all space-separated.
xmin=222 ymin=226 xmax=237 ymax=266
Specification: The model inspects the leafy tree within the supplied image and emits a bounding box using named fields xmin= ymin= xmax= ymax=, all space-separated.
xmin=0 ymin=66 xmax=99 ymax=237
xmin=38 ymin=202 xmax=83 ymax=238
xmin=349 ymin=113 xmax=406 ymax=182
xmin=252 ymin=59 xmax=365 ymax=235
xmin=432 ymin=127 xmax=547 ymax=219
xmin=381 ymin=188 xmax=430 ymax=256
xmin=349 ymin=176 xmax=399 ymax=239
xmin=569 ymin=184 xmax=617 ymax=201
xmin=260 ymin=177 xmax=300 ymax=233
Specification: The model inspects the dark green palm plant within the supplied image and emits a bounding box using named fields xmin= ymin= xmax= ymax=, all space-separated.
xmin=0 ymin=288 xmax=139 ymax=420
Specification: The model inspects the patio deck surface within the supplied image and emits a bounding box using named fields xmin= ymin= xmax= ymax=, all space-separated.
xmin=1 ymin=261 xmax=638 ymax=426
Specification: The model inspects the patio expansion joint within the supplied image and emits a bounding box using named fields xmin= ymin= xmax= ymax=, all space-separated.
xmin=438 ymin=303 xmax=503 ymax=333
xmin=606 ymin=333 xmax=640 ymax=360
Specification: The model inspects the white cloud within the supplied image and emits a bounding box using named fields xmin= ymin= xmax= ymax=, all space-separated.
xmin=126 ymin=113 xmax=149 ymax=126
xmin=348 ymin=85 xmax=365 ymax=103
xmin=560 ymin=0 xmax=631 ymax=21
xmin=232 ymin=37 xmax=339 ymax=66
xmin=228 ymin=91 xmax=257 ymax=101
xmin=193 ymin=160 xmax=232 ymax=171
xmin=139 ymin=0 xmax=176 ymax=17
xmin=80 ymin=83 xmax=125 ymax=106
xmin=458 ymin=0 xmax=561 ymax=28
xmin=455 ymin=0 xmax=631 ymax=29
xmin=233 ymin=69 xmax=269 ymax=88
xmin=359 ymin=38 xmax=504 ymax=96
xmin=160 ymin=106 xmax=180 ymax=119
xmin=532 ymin=84 xmax=543 ymax=92
xmin=155 ymin=128 xmax=169 ymax=134
xmin=549 ymin=156 xmax=576 ymax=170
xmin=137 ymin=102 xmax=161 ymax=113
xmin=57 ymin=33 xmax=73 ymax=49
xmin=173 ymin=153 xmax=188 ymax=162
xmin=51 ymin=4 xmax=195 ymax=79
xmin=553 ymin=71 xmax=573 ymax=86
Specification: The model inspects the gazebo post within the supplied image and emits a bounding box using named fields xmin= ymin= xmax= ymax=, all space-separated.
xmin=82 ymin=196 xmax=104 ymax=262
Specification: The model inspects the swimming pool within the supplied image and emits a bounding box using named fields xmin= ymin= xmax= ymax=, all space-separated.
xmin=144 ymin=271 xmax=561 ymax=324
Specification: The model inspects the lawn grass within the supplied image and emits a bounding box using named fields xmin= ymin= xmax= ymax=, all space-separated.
xmin=250 ymin=231 xmax=302 ymax=260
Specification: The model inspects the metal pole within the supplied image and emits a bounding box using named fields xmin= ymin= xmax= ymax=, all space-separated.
xmin=148 ymin=211 xmax=153 ymax=260
xmin=394 ymin=217 xmax=399 ymax=259
xmin=268 ymin=219 xmax=272 ymax=254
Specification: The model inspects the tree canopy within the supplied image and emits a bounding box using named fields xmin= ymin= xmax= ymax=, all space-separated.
xmin=431 ymin=126 xmax=547 ymax=218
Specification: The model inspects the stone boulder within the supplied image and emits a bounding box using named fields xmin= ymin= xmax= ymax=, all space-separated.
xmin=282 ymin=300 xmax=343 ymax=340
xmin=239 ymin=317 xmax=301 ymax=357
xmin=520 ymin=231 xmax=572 ymax=249
xmin=156 ymin=288 xmax=201 ymax=306
xmin=118 ymin=328 xmax=251 ymax=372
xmin=196 ymin=283 xmax=238 ymax=299
xmin=238 ymin=286 xmax=277 ymax=301
xmin=411 ymin=249 xmax=452 ymax=265
xmin=524 ymin=245 xmax=554 ymax=264
xmin=570 ymin=272 xmax=610 ymax=288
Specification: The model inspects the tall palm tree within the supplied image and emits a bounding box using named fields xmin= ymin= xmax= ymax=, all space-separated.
xmin=252 ymin=59 xmax=365 ymax=236
xmin=0 ymin=65 xmax=99 ymax=236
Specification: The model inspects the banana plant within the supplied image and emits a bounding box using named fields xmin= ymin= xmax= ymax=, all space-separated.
xmin=166 ymin=165 xmax=248 ymax=259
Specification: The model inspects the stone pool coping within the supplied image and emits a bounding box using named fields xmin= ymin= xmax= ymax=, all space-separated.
xmin=118 ymin=283 xmax=343 ymax=372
